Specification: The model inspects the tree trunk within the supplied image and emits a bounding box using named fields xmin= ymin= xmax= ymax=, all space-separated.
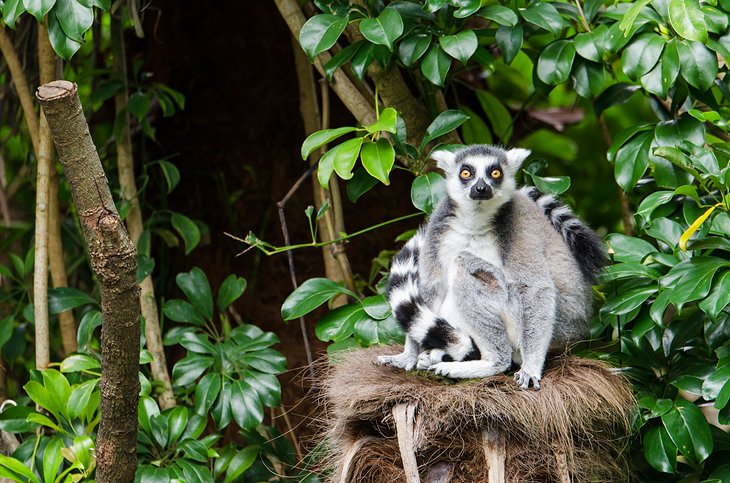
xmin=111 ymin=13 xmax=176 ymax=410
xmin=39 ymin=23 xmax=78 ymax=356
xmin=37 ymin=80 xmax=140 ymax=483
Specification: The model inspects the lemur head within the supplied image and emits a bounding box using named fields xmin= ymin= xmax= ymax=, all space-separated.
xmin=431 ymin=145 xmax=530 ymax=208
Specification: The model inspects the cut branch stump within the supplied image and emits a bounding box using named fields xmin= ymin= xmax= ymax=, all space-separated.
xmin=320 ymin=347 xmax=634 ymax=483
xmin=37 ymin=80 xmax=140 ymax=483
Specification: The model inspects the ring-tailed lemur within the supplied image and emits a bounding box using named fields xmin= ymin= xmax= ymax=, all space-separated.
xmin=378 ymin=145 xmax=604 ymax=389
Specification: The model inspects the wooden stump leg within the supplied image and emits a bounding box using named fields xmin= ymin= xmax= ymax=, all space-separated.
xmin=555 ymin=450 xmax=571 ymax=483
xmin=482 ymin=429 xmax=506 ymax=483
xmin=339 ymin=436 xmax=375 ymax=483
xmin=393 ymin=403 xmax=421 ymax=483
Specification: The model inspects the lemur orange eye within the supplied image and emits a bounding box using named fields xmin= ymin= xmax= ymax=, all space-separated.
xmin=460 ymin=169 xmax=472 ymax=179
xmin=491 ymin=169 xmax=502 ymax=178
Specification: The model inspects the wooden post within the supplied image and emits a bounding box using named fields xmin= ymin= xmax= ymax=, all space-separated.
xmin=393 ymin=403 xmax=420 ymax=483
xmin=482 ymin=429 xmax=506 ymax=483
xmin=556 ymin=450 xmax=571 ymax=483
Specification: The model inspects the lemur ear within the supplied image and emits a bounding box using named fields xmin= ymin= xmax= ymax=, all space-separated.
xmin=431 ymin=149 xmax=457 ymax=171
xmin=505 ymin=148 xmax=531 ymax=171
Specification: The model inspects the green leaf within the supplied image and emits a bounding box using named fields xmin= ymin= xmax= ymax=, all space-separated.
xmin=179 ymin=438 xmax=208 ymax=463
xmin=67 ymin=380 xmax=97 ymax=420
xmin=439 ymin=30 xmax=477 ymax=64
xmin=621 ymin=34 xmax=665 ymax=80
xmin=60 ymin=354 xmax=100 ymax=373
xmin=280 ymin=278 xmax=356 ymax=320
xmin=158 ymin=160 xmax=180 ymax=194
xmin=398 ymin=33 xmax=431 ymax=67
xmin=167 ymin=406 xmax=189 ymax=445
xmin=411 ymin=172 xmax=445 ymax=214
xmin=571 ymin=59 xmax=608 ymax=98
xmin=138 ymin=396 xmax=159 ymax=436
xmin=77 ymin=309 xmax=101 ymax=350
xmin=520 ymin=2 xmax=562 ymax=34
xmin=54 ymin=0 xmax=93 ymax=41
xmin=661 ymin=400 xmax=713 ymax=463
xmin=346 ymin=167 xmax=379 ymax=202
xmin=180 ymin=332 xmax=215 ymax=354
xmin=614 ymin=131 xmax=653 ymax=191
xmin=420 ymin=43 xmax=451 ymax=87
xmin=478 ymin=5 xmax=518 ymax=26
xmin=331 ymin=137 xmax=364 ymax=180
xmin=324 ymin=41 xmax=361 ymax=80
xmin=476 ymin=90 xmax=513 ymax=144
xmin=0 ymin=405 xmax=37 ymax=432
xmin=241 ymin=348 xmax=286 ymax=374
xmin=594 ymin=83 xmax=642 ymax=116
xmin=645 ymin=217 xmax=683 ymax=248
xmin=315 ymin=304 xmax=369 ymax=341
xmin=2 ymin=0 xmax=26 ymax=28
xmin=43 ymin=370 xmax=71 ymax=420
xmin=420 ymin=110 xmax=469 ymax=150
xmin=644 ymin=425 xmax=677 ymax=473
xmin=42 ymin=437 xmax=63 ymax=483
xmin=699 ymin=270 xmax=730 ymax=320
xmin=619 ymin=0 xmax=652 ymax=34
xmin=495 ymin=24 xmax=523 ymax=65
xmin=366 ymin=107 xmax=398 ymax=134
xmin=26 ymin=413 xmax=63 ymax=432
xmin=574 ymin=25 xmax=607 ymax=62
xmin=244 ymin=370 xmax=281 ymax=407
xmin=176 ymin=267 xmax=213 ymax=320
xmin=163 ymin=299 xmax=206 ymax=326
xmin=360 ymin=139 xmax=395 ymax=185
xmin=217 ymin=274 xmax=246 ymax=313
xmin=137 ymin=254 xmax=154 ymax=283
xmin=23 ymin=0 xmax=55 ymax=21
xmin=299 ymin=14 xmax=348 ymax=59
xmin=669 ymin=0 xmax=708 ymax=42
xmin=598 ymin=262 xmax=662 ymax=283
xmin=524 ymin=172 xmax=571 ymax=195
xmin=350 ymin=42 xmax=375 ymax=80
xmin=223 ymin=447 xmax=258 ymax=483
xmin=195 ymin=373 xmax=222 ymax=415
xmin=48 ymin=287 xmax=97 ymax=314
xmin=537 ymin=40 xmax=576 ymax=86
xmin=301 ymin=126 xmax=358 ymax=160
xmin=171 ymin=213 xmax=201 ymax=255
xmin=231 ymin=380 xmax=264 ymax=430
xmin=0 ymin=316 xmax=11 ymax=349
xmin=0 ymin=454 xmax=40 ymax=483
xmin=677 ymin=40 xmax=718 ymax=90
xmin=359 ymin=8 xmax=403 ymax=50
xmin=172 ymin=354 xmax=213 ymax=387
xmin=703 ymin=364 xmax=730 ymax=402
xmin=128 ymin=91 xmax=150 ymax=121
xmin=601 ymin=284 xmax=657 ymax=315
xmin=361 ymin=294 xmax=390 ymax=320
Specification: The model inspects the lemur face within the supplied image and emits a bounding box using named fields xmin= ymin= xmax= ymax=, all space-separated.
xmin=431 ymin=145 xmax=531 ymax=208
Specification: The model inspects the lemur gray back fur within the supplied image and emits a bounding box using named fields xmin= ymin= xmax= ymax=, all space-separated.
xmin=379 ymin=144 xmax=605 ymax=388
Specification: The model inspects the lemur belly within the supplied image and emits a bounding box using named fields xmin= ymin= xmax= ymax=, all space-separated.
xmin=434 ymin=228 xmax=511 ymax=339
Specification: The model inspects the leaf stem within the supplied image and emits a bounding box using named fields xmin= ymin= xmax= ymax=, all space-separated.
xmin=245 ymin=212 xmax=422 ymax=256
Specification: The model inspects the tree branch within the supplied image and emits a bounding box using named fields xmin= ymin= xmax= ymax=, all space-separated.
xmin=273 ymin=0 xmax=376 ymax=126
xmin=37 ymin=80 xmax=140 ymax=483
xmin=0 ymin=27 xmax=40 ymax=155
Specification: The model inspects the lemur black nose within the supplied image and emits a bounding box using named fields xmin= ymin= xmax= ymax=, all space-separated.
xmin=475 ymin=184 xmax=486 ymax=193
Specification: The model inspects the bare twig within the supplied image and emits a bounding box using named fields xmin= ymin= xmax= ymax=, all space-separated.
xmin=598 ymin=115 xmax=635 ymax=236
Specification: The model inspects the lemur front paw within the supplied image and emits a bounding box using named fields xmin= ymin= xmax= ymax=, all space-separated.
xmin=377 ymin=353 xmax=418 ymax=371
xmin=416 ymin=350 xmax=448 ymax=370
xmin=514 ymin=368 xmax=541 ymax=390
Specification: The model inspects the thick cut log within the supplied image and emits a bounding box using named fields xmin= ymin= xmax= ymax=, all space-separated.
xmin=393 ymin=403 xmax=420 ymax=483
xmin=37 ymin=80 xmax=140 ymax=483
xmin=483 ymin=429 xmax=506 ymax=483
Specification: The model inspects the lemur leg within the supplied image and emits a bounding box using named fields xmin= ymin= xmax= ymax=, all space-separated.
xmin=377 ymin=334 xmax=420 ymax=370
xmin=426 ymin=252 xmax=513 ymax=378
xmin=514 ymin=285 xmax=556 ymax=389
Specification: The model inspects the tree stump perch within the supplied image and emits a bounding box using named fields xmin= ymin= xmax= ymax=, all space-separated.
xmin=320 ymin=347 xmax=634 ymax=482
